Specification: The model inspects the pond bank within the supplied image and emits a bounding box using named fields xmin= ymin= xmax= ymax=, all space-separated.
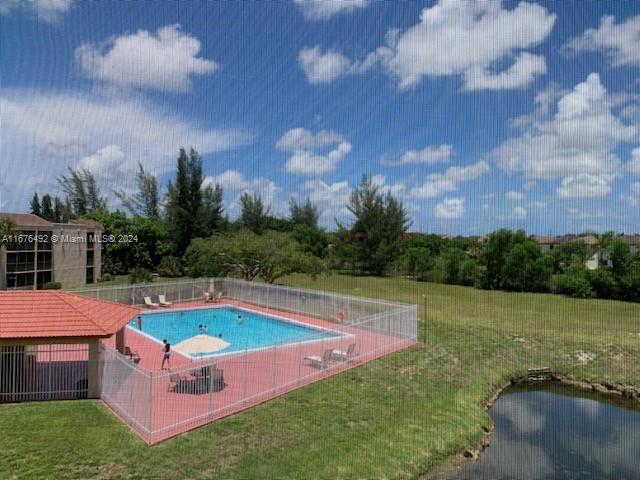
xmin=436 ymin=371 xmax=640 ymax=479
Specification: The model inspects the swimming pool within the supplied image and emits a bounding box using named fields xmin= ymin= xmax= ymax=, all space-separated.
xmin=131 ymin=306 xmax=343 ymax=357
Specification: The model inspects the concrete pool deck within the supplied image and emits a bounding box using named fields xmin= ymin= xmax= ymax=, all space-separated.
xmin=101 ymin=299 xmax=416 ymax=444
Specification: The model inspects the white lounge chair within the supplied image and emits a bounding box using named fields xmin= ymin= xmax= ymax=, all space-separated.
xmin=213 ymin=291 xmax=223 ymax=303
xmin=332 ymin=343 xmax=357 ymax=362
xmin=203 ymin=291 xmax=212 ymax=303
xmin=143 ymin=296 xmax=159 ymax=308
xmin=304 ymin=349 xmax=334 ymax=370
xmin=158 ymin=295 xmax=172 ymax=307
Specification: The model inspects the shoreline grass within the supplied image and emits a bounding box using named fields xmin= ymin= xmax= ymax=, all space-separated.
xmin=1 ymin=274 xmax=638 ymax=479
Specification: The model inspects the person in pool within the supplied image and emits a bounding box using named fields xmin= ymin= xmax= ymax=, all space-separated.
xmin=236 ymin=314 xmax=243 ymax=325
xmin=161 ymin=339 xmax=171 ymax=370
xmin=137 ymin=315 xmax=143 ymax=331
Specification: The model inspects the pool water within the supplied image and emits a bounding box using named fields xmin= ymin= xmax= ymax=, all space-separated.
xmin=131 ymin=306 xmax=342 ymax=357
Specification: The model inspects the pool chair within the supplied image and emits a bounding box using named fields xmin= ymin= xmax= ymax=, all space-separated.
xmin=332 ymin=343 xmax=357 ymax=362
xmin=158 ymin=295 xmax=172 ymax=307
xmin=143 ymin=296 xmax=159 ymax=308
xmin=124 ymin=346 xmax=141 ymax=364
xmin=304 ymin=349 xmax=334 ymax=370
xmin=213 ymin=291 xmax=223 ymax=303
xmin=167 ymin=372 xmax=186 ymax=392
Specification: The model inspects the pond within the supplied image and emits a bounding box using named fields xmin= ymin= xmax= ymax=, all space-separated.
xmin=448 ymin=383 xmax=640 ymax=480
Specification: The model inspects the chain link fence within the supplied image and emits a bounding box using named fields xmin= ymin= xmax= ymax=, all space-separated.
xmin=75 ymin=278 xmax=417 ymax=443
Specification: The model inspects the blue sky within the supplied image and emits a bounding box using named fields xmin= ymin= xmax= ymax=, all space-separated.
xmin=1 ymin=0 xmax=639 ymax=234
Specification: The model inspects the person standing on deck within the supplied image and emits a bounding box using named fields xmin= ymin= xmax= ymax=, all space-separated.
xmin=161 ymin=339 xmax=171 ymax=369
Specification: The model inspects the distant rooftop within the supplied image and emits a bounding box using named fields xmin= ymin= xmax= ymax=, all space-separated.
xmin=0 ymin=212 xmax=103 ymax=230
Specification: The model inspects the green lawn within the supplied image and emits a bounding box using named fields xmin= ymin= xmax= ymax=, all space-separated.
xmin=1 ymin=275 xmax=639 ymax=479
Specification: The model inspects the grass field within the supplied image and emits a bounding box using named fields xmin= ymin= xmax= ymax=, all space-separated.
xmin=1 ymin=274 xmax=639 ymax=479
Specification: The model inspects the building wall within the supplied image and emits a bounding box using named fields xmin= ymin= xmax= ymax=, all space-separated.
xmin=0 ymin=245 xmax=6 ymax=290
xmin=0 ymin=224 xmax=102 ymax=290
xmin=51 ymin=224 xmax=103 ymax=288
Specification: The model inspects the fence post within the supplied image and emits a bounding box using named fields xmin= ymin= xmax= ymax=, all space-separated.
xmin=148 ymin=371 xmax=153 ymax=436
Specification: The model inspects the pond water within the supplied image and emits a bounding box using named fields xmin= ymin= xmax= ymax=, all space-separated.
xmin=448 ymin=383 xmax=640 ymax=480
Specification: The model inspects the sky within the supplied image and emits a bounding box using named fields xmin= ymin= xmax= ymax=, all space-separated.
xmin=1 ymin=0 xmax=639 ymax=235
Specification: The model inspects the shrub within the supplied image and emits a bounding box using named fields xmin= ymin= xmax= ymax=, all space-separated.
xmin=97 ymin=273 xmax=114 ymax=283
xmin=551 ymin=272 xmax=594 ymax=299
xmin=128 ymin=267 xmax=153 ymax=284
xmin=157 ymin=256 xmax=183 ymax=278
xmin=588 ymin=268 xmax=617 ymax=299
xmin=41 ymin=282 xmax=62 ymax=290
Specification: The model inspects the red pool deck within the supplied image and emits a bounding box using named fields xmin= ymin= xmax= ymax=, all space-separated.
xmin=101 ymin=300 xmax=415 ymax=444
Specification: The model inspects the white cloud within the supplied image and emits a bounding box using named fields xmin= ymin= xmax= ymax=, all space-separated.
xmin=383 ymin=1 xmax=556 ymax=90
xmin=302 ymin=179 xmax=351 ymax=226
xmin=293 ymin=0 xmax=369 ymax=21
xmin=297 ymin=46 xmax=382 ymax=84
xmin=370 ymin=174 xmax=407 ymax=198
xmin=75 ymin=25 xmax=217 ymax=93
xmin=557 ymin=174 xmax=614 ymax=198
xmin=512 ymin=206 xmax=527 ymax=219
xmin=77 ymin=144 xmax=127 ymax=181
xmin=621 ymin=181 xmax=640 ymax=207
xmin=496 ymin=73 xmax=637 ymax=180
xmin=434 ymin=197 xmax=465 ymax=219
xmin=410 ymin=161 xmax=490 ymax=198
xmin=505 ymin=191 xmax=524 ymax=201
xmin=277 ymin=128 xmax=351 ymax=175
xmin=564 ymin=15 xmax=640 ymax=67
xmin=0 ymin=90 xmax=247 ymax=210
xmin=630 ymin=147 xmax=640 ymax=176
xmin=384 ymin=144 xmax=453 ymax=166
xmin=298 ymin=47 xmax=353 ymax=85
xmin=0 ymin=0 xmax=72 ymax=23
xmin=463 ymin=52 xmax=547 ymax=91
xmin=205 ymin=170 xmax=281 ymax=218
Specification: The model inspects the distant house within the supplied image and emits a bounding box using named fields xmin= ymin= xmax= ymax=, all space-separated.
xmin=533 ymin=236 xmax=565 ymax=252
xmin=0 ymin=213 xmax=103 ymax=290
xmin=533 ymin=233 xmax=640 ymax=270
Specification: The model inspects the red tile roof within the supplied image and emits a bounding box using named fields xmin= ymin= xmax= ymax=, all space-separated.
xmin=0 ymin=291 xmax=140 ymax=339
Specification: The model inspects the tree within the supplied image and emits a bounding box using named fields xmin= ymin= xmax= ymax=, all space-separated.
xmin=57 ymin=168 xmax=106 ymax=216
xmin=183 ymin=230 xmax=325 ymax=282
xmin=30 ymin=193 xmax=41 ymax=216
xmin=289 ymin=197 xmax=319 ymax=228
xmin=86 ymin=210 xmax=170 ymax=275
xmin=478 ymin=229 xmax=526 ymax=290
xmin=53 ymin=196 xmax=68 ymax=223
xmin=116 ymin=163 xmax=160 ymax=218
xmin=165 ymin=148 xmax=206 ymax=256
xmin=198 ymin=183 xmax=224 ymax=235
xmin=0 ymin=218 xmax=16 ymax=239
xmin=336 ymin=175 xmax=410 ymax=275
xmin=239 ymin=193 xmax=270 ymax=234
xmin=502 ymin=241 xmax=553 ymax=292
xmin=292 ymin=224 xmax=328 ymax=258
xmin=41 ymin=195 xmax=54 ymax=222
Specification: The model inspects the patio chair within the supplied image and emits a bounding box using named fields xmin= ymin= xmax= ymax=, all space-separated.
xmin=203 ymin=291 xmax=212 ymax=303
xmin=304 ymin=349 xmax=334 ymax=370
xmin=167 ymin=372 xmax=186 ymax=392
xmin=158 ymin=294 xmax=172 ymax=307
xmin=143 ymin=296 xmax=159 ymax=308
xmin=332 ymin=343 xmax=357 ymax=362
xmin=124 ymin=346 xmax=141 ymax=364
xmin=213 ymin=291 xmax=223 ymax=303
